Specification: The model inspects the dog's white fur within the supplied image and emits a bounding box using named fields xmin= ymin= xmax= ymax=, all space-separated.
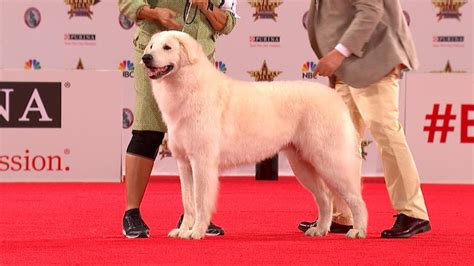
xmin=144 ymin=31 xmax=368 ymax=240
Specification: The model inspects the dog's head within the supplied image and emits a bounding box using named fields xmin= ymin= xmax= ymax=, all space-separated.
xmin=142 ymin=31 xmax=202 ymax=80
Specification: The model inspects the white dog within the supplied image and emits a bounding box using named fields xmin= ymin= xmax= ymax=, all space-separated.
xmin=142 ymin=31 xmax=368 ymax=240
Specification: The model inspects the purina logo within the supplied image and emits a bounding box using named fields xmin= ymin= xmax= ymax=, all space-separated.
xmin=215 ymin=61 xmax=227 ymax=73
xmin=432 ymin=36 xmax=465 ymax=47
xmin=65 ymin=0 xmax=100 ymax=19
xmin=249 ymin=36 xmax=281 ymax=48
xmin=24 ymin=7 xmax=41 ymax=28
xmin=0 ymin=149 xmax=71 ymax=172
xmin=0 ymin=82 xmax=62 ymax=128
xmin=432 ymin=0 xmax=467 ymax=21
xmin=301 ymin=62 xmax=318 ymax=80
xmin=119 ymin=14 xmax=134 ymax=30
xmin=64 ymin=34 xmax=96 ymax=46
xmin=248 ymin=0 xmax=283 ymax=21
xmin=24 ymin=59 xmax=41 ymax=70
xmin=248 ymin=60 xmax=282 ymax=82
xmin=119 ymin=60 xmax=135 ymax=78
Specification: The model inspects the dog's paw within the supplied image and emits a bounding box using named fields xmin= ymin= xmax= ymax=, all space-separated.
xmin=305 ymin=227 xmax=329 ymax=237
xmin=168 ymin=228 xmax=180 ymax=238
xmin=178 ymin=229 xmax=193 ymax=239
xmin=346 ymin=229 xmax=366 ymax=239
xmin=190 ymin=230 xmax=206 ymax=240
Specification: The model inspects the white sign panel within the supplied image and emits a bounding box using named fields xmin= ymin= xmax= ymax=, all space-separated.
xmin=0 ymin=70 xmax=123 ymax=182
xmin=405 ymin=73 xmax=474 ymax=184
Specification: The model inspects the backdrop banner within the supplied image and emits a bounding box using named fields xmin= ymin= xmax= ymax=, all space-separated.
xmin=405 ymin=73 xmax=474 ymax=184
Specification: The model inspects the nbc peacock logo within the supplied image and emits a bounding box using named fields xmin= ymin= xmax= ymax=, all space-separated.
xmin=119 ymin=60 xmax=134 ymax=78
xmin=215 ymin=61 xmax=227 ymax=73
xmin=301 ymin=61 xmax=317 ymax=79
xmin=24 ymin=59 xmax=41 ymax=70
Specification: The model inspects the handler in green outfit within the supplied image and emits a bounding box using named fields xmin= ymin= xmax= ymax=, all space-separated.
xmin=118 ymin=0 xmax=238 ymax=238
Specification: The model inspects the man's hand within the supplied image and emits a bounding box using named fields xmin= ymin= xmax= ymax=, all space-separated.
xmin=314 ymin=49 xmax=346 ymax=77
xmin=139 ymin=6 xmax=182 ymax=30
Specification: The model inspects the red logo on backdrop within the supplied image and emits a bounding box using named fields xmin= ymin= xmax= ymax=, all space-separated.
xmin=423 ymin=104 xmax=474 ymax=143
xmin=461 ymin=105 xmax=474 ymax=143
xmin=0 ymin=149 xmax=71 ymax=172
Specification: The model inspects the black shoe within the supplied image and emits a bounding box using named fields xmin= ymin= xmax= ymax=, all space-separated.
xmin=381 ymin=213 xmax=431 ymax=238
xmin=176 ymin=214 xmax=225 ymax=236
xmin=298 ymin=219 xmax=353 ymax=233
xmin=122 ymin=208 xmax=150 ymax=238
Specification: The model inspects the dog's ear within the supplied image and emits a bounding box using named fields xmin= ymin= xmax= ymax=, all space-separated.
xmin=172 ymin=31 xmax=201 ymax=64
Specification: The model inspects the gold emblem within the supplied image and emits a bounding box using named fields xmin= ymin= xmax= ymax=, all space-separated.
xmin=76 ymin=58 xmax=84 ymax=70
xmin=430 ymin=60 xmax=467 ymax=73
xmin=248 ymin=60 xmax=282 ymax=82
xmin=64 ymin=0 xmax=100 ymax=19
xmin=159 ymin=138 xmax=172 ymax=159
xmin=248 ymin=0 xmax=283 ymax=21
xmin=361 ymin=140 xmax=372 ymax=160
xmin=432 ymin=0 xmax=467 ymax=21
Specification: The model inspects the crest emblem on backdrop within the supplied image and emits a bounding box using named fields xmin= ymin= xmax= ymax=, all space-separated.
xmin=248 ymin=61 xmax=282 ymax=82
xmin=248 ymin=0 xmax=283 ymax=21
xmin=432 ymin=0 xmax=467 ymax=21
xmin=64 ymin=0 xmax=100 ymax=19
xmin=24 ymin=7 xmax=41 ymax=28
xmin=119 ymin=14 xmax=134 ymax=30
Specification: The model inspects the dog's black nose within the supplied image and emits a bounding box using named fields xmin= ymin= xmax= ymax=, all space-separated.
xmin=142 ymin=54 xmax=153 ymax=65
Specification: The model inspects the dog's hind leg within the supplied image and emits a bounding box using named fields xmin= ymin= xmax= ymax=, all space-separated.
xmin=168 ymin=159 xmax=195 ymax=238
xmin=283 ymin=147 xmax=333 ymax=237
xmin=182 ymin=157 xmax=219 ymax=240
xmin=315 ymin=161 xmax=368 ymax=239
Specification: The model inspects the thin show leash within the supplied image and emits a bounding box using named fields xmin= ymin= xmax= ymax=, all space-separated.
xmin=182 ymin=0 xmax=197 ymax=33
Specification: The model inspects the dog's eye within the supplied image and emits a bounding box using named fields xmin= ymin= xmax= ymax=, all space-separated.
xmin=163 ymin=44 xmax=172 ymax=50
xmin=150 ymin=44 xmax=153 ymax=50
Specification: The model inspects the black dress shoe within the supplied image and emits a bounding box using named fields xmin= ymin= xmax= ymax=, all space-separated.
xmin=298 ymin=219 xmax=353 ymax=233
xmin=381 ymin=213 xmax=431 ymax=238
xmin=176 ymin=214 xmax=225 ymax=236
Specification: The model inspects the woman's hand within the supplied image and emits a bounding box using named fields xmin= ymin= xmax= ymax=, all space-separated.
xmin=190 ymin=0 xmax=209 ymax=12
xmin=138 ymin=6 xmax=182 ymax=30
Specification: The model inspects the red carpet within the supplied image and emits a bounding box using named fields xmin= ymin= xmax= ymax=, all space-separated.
xmin=1 ymin=176 xmax=473 ymax=265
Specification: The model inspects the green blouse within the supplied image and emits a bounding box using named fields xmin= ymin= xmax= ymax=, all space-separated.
xmin=119 ymin=0 xmax=236 ymax=58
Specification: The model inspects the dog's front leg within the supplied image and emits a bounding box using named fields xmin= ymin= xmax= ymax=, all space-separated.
xmin=185 ymin=157 xmax=219 ymax=240
xmin=168 ymin=159 xmax=195 ymax=238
